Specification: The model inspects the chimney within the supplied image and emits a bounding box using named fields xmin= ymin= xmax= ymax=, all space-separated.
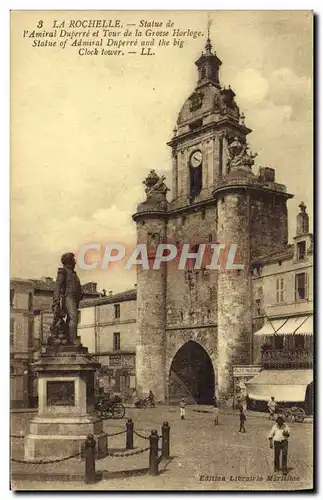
xmin=296 ymin=202 xmax=309 ymax=236
xmin=102 ymin=289 xmax=107 ymax=297
xmin=82 ymin=282 xmax=98 ymax=293
xmin=41 ymin=276 xmax=53 ymax=284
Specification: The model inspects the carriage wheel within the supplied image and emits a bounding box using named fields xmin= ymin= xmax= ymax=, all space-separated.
xmin=99 ymin=408 xmax=110 ymax=420
xmin=112 ymin=403 xmax=126 ymax=419
xmin=292 ymin=407 xmax=306 ymax=423
xmin=283 ymin=408 xmax=293 ymax=422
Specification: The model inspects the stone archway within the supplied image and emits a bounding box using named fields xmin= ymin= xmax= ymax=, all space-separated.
xmin=168 ymin=340 xmax=215 ymax=405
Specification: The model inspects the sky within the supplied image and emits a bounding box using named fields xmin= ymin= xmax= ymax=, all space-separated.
xmin=11 ymin=10 xmax=313 ymax=293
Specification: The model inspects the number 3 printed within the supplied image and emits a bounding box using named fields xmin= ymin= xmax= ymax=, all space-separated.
xmin=37 ymin=20 xmax=43 ymax=28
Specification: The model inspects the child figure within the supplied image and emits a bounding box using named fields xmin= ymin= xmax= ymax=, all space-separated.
xmin=179 ymin=398 xmax=186 ymax=420
xmin=239 ymin=407 xmax=246 ymax=432
xmin=213 ymin=402 xmax=219 ymax=425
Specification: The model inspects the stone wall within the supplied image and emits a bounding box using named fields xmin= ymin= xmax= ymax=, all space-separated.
xmin=135 ymin=217 xmax=167 ymax=401
xmin=217 ymin=192 xmax=253 ymax=395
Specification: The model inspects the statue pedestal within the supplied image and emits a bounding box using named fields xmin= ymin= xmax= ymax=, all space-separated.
xmin=24 ymin=344 xmax=107 ymax=461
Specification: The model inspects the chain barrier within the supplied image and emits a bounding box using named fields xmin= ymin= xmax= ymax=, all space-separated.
xmin=106 ymin=446 xmax=149 ymax=458
xmin=106 ymin=429 xmax=127 ymax=437
xmin=133 ymin=430 xmax=150 ymax=440
xmin=11 ymin=452 xmax=81 ymax=465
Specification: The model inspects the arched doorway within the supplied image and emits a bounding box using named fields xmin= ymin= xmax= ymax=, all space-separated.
xmin=168 ymin=341 xmax=215 ymax=405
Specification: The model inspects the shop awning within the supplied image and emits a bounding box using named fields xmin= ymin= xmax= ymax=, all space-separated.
xmin=254 ymin=319 xmax=287 ymax=336
xmin=278 ymin=316 xmax=312 ymax=335
xmin=294 ymin=316 xmax=313 ymax=336
xmin=246 ymin=369 xmax=313 ymax=402
xmin=254 ymin=315 xmax=313 ymax=336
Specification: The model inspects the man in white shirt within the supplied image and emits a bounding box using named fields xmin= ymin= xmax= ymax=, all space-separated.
xmin=267 ymin=396 xmax=277 ymax=420
xmin=268 ymin=415 xmax=290 ymax=475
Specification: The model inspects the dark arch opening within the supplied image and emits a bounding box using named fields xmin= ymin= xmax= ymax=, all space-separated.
xmin=168 ymin=341 xmax=215 ymax=405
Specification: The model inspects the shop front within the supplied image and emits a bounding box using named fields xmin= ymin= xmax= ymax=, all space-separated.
xmin=245 ymin=368 xmax=313 ymax=413
xmin=98 ymin=351 xmax=136 ymax=402
xmin=232 ymin=365 xmax=262 ymax=410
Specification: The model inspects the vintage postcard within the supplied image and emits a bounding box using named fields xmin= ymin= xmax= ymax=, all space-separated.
xmin=10 ymin=10 xmax=313 ymax=491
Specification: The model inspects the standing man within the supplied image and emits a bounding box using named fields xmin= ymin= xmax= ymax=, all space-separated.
xmin=267 ymin=396 xmax=277 ymax=420
xmin=52 ymin=252 xmax=83 ymax=344
xmin=239 ymin=407 xmax=246 ymax=433
xmin=268 ymin=415 xmax=290 ymax=475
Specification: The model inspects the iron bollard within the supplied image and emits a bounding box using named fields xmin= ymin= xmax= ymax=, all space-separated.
xmin=85 ymin=434 xmax=96 ymax=484
xmin=126 ymin=418 xmax=134 ymax=450
xmin=161 ymin=421 xmax=170 ymax=460
xmin=149 ymin=429 xmax=159 ymax=476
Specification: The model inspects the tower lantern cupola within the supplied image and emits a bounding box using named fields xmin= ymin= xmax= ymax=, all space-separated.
xmin=195 ymin=36 xmax=222 ymax=88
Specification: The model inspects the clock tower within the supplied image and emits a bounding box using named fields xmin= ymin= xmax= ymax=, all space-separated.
xmin=167 ymin=36 xmax=252 ymax=207
xmin=133 ymin=36 xmax=293 ymax=402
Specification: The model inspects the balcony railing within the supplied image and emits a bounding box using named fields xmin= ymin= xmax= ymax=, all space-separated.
xmin=261 ymin=348 xmax=313 ymax=368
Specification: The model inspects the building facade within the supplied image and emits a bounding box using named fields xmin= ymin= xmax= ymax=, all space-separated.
xmin=246 ymin=203 xmax=313 ymax=413
xmin=78 ymin=290 xmax=137 ymax=401
xmin=132 ymin=37 xmax=295 ymax=403
xmin=10 ymin=277 xmax=99 ymax=408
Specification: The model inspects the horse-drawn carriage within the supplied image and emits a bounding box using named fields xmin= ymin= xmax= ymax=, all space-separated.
xmin=275 ymin=405 xmax=306 ymax=423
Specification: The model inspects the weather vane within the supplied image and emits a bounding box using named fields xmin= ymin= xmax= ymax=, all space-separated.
xmin=207 ymin=13 xmax=212 ymax=40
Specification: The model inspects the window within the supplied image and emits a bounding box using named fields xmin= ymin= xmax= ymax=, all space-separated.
xmin=295 ymin=335 xmax=305 ymax=350
xmin=189 ymin=119 xmax=203 ymax=131
xmin=10 ymin=317 xmax=14 ymax=347
xmin=10 ymin=289 xmax=15 ymax=307
xmin=120 ymin=374 xmax=130 ymax=391
xmin=297 ymin=241 xmax=306 ymax=260
xmin=276 ymin=278 xmax=285 ymax=303
xmin=201 ymin=66 xmax=207 ymax=80
xmin=114 ymin=304 xmax=120 ymax=319
xmin=274 ymin=336 xmax=284 ymax=350
xmin=295 ymin=273 xmax=308 ymax=301
xmin=255 ymin=299 xmax=261 ymax=316
xmin=28 ymin=319 xmax=34 ymax=348
xmin=28 ymin=292 xmax=33 ymax=312
xmin=113 ymin=332 xmax=121 ymax=351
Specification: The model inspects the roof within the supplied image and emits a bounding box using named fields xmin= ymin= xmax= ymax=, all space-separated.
xmin=80 ymin=289 xmax=137 ymax=308
xmin=11 ymin=276 xmax=100 ymax=297
xmin=252 ymin=245 xmax=294 ymax=266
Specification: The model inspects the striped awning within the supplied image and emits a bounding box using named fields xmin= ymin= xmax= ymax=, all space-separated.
xmin=254 ymin=319 xmax=286 ymax=336
xmin=254 ymin=315 xmax=313 ymax=336
xmin=246 ymin=369 xmax=313 ymax=402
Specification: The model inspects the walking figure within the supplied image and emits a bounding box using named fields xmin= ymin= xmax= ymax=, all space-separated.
xmin=267 ymin=396 xmax=277 ymax=420
xmin=213 ymin=402 xmax=219 ymax=425
xmin=179 ymin=398 xmax=186 ymax=420
xmin=239 ymin=407 xmax=246 ymax=432
xmin=268 ymin=415 xmax=290 ymax=475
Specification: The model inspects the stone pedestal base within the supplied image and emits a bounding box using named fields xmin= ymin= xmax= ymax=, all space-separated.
xmin=24 ymin=344 xmax=107 ymax=462
xmin=24 ymin=415 xmax=107 ymax=461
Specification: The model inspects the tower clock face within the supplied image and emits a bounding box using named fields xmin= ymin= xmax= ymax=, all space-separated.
xmin=190 ymin=150 xmax=203 ymax=168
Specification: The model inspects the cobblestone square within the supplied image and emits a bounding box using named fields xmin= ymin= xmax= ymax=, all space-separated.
xmin=11 ymin=406 xmax=313 ymax=491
